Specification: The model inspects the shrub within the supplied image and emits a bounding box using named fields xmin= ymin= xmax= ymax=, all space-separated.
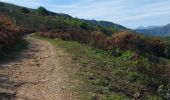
xmin=0 ymin=2 xmax=4 ymax=6
xmin=90 ymin=31 xmax=106 ymax=48
xmin=103 ymin=31 xmax=165 ymax=57
xmin=37 ymin=30 xmax=166 ymax=58
xmin=164 ymin=43 xmax=170 ymax=58
xmin=21 ymin=7 xmax=30 ymax=14
xmin=0 ymin=16 xmax=22 ymax=50
xmin=147 ymin=37 xmax=165 ymax=56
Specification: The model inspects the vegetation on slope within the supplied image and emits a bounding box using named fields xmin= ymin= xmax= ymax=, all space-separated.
xmin=0 ymin=1 xmax=125 ymax=36
xmin=163 ymin=37 xmax=170 ymax=59
xmin=0 ymin=16 xmax=26 ymax=60
xmin=37 ymin=31 xmax=166 ymax=58
xmin=34 ymin=35 xmax=170 ymax=99
xmin=36 ymin=27 xmax=170 ymax=100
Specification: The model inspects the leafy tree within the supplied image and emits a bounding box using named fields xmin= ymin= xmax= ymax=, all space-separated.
xmin=164 ymin=43 xmax=170 ymax=58
xmin=0 ymin=2 xmax=4 ymax=6
xmin=21 ymin=7 xmax=30 ymax=14
xmin=37 ymin=6 xmax=49 ymax=16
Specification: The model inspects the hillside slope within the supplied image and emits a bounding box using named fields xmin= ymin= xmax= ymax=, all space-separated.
xmin=0 ymin=1 xmax=126 ymax=35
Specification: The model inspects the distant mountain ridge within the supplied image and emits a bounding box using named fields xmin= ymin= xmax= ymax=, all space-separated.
xmin=83 ymin=20 xmax=127 ymax=30
xmin=135 ymin=24 xmax=170 ymax=37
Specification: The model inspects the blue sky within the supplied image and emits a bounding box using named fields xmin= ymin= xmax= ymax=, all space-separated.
xmin=1 ymin=0 xmax=170 ymax=29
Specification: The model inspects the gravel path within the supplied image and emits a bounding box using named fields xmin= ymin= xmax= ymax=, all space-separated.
xmin=0 ymin=35 xmax=73 ymax=100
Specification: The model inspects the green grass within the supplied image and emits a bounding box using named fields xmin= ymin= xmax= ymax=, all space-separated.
xmin=0 ymin=39 xmax=28 ymax=60
xmin=33 ymin=34 xmax=168 ymax=100
xmin=164 ymin=36 xmax=170 ymax=42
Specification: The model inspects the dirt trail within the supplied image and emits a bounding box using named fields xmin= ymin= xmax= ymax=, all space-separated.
xmin=0 ymin=35 xmax=73 ymax=100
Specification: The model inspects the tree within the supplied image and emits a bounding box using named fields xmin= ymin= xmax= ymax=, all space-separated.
xmin=0 ymin=2 xmax=4 ymax=6
xmin=164 ymin=43 xmax=170 ymax=58
xmin=37 ymin=6 xmax=49 ymax=16
xmin=21 ymin=7 xmax=30 ymax=14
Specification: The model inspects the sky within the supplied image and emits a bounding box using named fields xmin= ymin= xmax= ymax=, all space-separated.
xmin=1 ymin=0 xmax=170 ymax=29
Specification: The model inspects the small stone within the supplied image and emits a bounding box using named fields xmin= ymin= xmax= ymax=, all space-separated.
xmin=133 ymin=92 xmax=141 ymax=99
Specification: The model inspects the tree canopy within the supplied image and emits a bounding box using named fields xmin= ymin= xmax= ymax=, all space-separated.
xmin=37 ymin=6 xmax=49 ymax=16
xmin=21 ymin=7 xmax=30 ymax=14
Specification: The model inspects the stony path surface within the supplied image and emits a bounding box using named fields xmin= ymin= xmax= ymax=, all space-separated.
xmin=0 ymin=35 xmax=73 ymax=100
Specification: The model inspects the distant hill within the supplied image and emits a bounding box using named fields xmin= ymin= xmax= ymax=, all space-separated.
xmin=135 ymin=24 xmax=170 ymax=37
xmin=83 ymin=20 xmax=127 ymax=30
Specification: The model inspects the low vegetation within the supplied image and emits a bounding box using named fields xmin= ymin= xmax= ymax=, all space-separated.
xmin=37 ymin=31 xmax=166 ymax=58
xmin=33 ymin=34 xmax=170 ymax=99
xmin=0 ymin=16 xmax=21 ymax=48
xmin=0 ymin=16 xmax=26 ymax=60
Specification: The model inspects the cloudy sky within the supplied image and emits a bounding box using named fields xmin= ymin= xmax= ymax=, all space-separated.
xmin=1 ymin=0 xmax=170 ymax=29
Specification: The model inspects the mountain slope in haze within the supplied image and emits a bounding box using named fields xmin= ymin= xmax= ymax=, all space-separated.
xmin=83 ymin=20 xmax=127 ymax=30
xmin=135 ymin=24 xmax=170 ymax=37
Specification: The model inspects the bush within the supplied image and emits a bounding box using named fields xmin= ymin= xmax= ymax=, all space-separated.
xmin=21 ymin=7 xmax=30 ymax=14
xmin=164 ymin=43 xmax=170 ymax=58
xmin=37 ymin=30 xmax=166 ymax=58
xmin=0 ymin=2 xmax=4 ymax=6
xmin=0 ymin=16 xmax=22 ymax=50
xmin=90 ymin=31 xmax=106 ymax=48
xmin=104 ymin=31 xmax=165 ymax=57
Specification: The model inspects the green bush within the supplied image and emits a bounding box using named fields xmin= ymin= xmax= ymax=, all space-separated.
xmin=0 ymin=2 xmax=4 ymax=6
xmin=158 ymin=84 xmax=170 ymax=99
xmin=164 ymin=43 xmax=170 ymax=58
xmin=21 ymin=7 xmax=30 ymax=14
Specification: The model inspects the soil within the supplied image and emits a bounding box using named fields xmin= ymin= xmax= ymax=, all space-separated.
xmin=0 ymin=35 xmax=74 ymax=100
